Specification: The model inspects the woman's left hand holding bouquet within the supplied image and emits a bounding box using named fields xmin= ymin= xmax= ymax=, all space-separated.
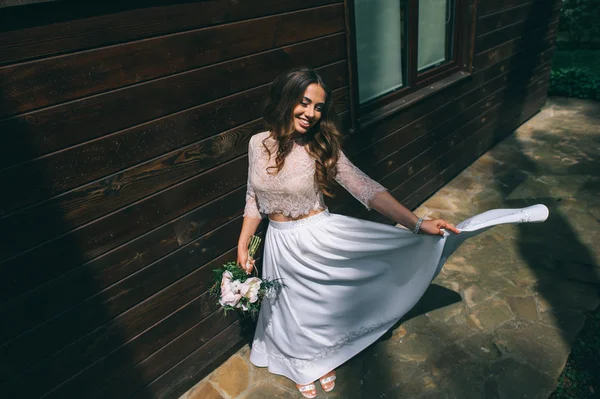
xmin=237 ymin=249 xmax=255 ymax=274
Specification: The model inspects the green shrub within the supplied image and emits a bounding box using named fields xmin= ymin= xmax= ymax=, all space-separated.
xmin=552 ymin=50 xmax=600 ymax=75
xmin=559 ymin=0 xmax=600 ymax=46
xmin=549 ymin=67 xmax=600 ymax=100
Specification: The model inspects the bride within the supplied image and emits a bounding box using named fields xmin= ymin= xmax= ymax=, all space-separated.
xmin=235 ymin=68 xmax=548 ymax=398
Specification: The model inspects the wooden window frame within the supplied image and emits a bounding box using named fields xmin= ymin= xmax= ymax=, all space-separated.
xmin=344 ymin=0 xmax=477 ymax=132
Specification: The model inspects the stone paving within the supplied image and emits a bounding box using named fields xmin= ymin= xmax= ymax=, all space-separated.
xmin=181 ymin=98 xmax=600 ymax=399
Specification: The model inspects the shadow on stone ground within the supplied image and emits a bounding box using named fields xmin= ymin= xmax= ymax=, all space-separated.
xmin=404 ymin=97 xmax=600 ymax=399
xmin=181 ymin=97 xmax=600 ymax=399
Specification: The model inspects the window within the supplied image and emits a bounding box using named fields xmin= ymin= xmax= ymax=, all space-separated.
xmin=346 ymin=0 xmax=474 ymax=127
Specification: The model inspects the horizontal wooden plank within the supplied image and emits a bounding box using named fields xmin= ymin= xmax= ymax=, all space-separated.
xmin=0 ymin=0 xmax=340 ymax=64
xmin=0 ymin=4 xmax=345 ymax=117
xmin=0 ymin=32 xmax=347 ymax=170
xmin=477 ymin=0 xmax=560 ymax=18
xmin=477 ymin=1 xmax=561 ymax=36
xmin=128 ymin=320 xmax=245 ymax=399
xmin=0 ymin=83 xmax=348 ymax=216
xmin=476 ymin=20 xmax=559 ymax=53
xmin=0 ymin=215 xmax=242 ymax=384
xmin=0 ymin=0 xmax=58 ymax=8
xmin=475 ymin=32 xmax=556 ymax=70
xmin=0 ymin=185 xmax=246 ymax=346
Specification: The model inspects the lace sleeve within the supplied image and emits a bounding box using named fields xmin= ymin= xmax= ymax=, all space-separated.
xmin=243 ymin=137 xmax=264 ymax=219
xmin=335 ymin=151 xmax=387 ymax=210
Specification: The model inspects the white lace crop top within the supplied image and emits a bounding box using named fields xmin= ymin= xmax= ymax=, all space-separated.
xmin=243 ymin=131 xmax=388 ymax=219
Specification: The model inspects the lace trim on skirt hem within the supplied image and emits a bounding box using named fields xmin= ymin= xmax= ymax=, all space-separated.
xmin=252 ymin=315 xmax=397 ymax=369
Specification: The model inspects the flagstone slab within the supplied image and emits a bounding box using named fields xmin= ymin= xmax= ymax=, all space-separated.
xmin=468 ymin=300 xmax=514 ymax=330
xmin=209 ymin=354 xmax=250 ymax=397
xmin=458 ymin=333 xmax=503 ymax=362
xmin=462 ymin=285 xmax=495 ymax=308
xmin=506 ymin=296 xmax=539 ymax=321
xmin=238 ymin=381 xmax=292 ymax=399
xmin=186 ymin=381 xmax=225 ymax=399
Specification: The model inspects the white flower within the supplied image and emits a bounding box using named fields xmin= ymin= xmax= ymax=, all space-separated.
xmin=230 ymin=279 xmax=242 ymax=292
xmin=219 ymin=290 xmax=242 ymax=307
xmin=239 ymin=277 xmax=262 ymax=304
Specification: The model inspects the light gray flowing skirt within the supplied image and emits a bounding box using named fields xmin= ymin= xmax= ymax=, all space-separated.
xmin=249 ymin=205 xmax=549 ymax=384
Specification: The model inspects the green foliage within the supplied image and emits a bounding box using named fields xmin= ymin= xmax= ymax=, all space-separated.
xmin=552 ymin=50 xmax=600 ymax=75
xmin=559 ymin=0 xmax=600 ymax=45
xmin=549 ymin=67 xmax=600 ymax=100
xmin=551 ymin=309 xmax=600 ymax=398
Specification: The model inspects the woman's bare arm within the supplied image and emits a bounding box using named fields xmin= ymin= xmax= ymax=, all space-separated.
xmin=369 ymin=191 xmax=460 ymax=235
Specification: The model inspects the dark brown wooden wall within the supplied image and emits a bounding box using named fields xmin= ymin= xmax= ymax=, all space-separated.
xmin=0 ymin=0 xmax=558 ymax=398
xmin=0 ymin=1 xmax=347 ymax=398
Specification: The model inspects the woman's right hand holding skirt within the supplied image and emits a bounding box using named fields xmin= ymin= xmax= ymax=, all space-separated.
xmin=419 ymin=219 xmax=461 ymax=236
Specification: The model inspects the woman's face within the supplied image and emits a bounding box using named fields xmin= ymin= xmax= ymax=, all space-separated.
xmin=292 ymin=83 xmax=326 ymax=134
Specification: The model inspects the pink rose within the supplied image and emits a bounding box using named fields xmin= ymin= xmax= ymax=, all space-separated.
xmin=219 ymin=290 xmax=242 ymax=307
xmin=220 ymin=271 xmax=234 ymax=296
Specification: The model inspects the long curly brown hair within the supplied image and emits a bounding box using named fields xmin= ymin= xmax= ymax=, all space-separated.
xmin=262 ymin=68 xmax=343 ymax=197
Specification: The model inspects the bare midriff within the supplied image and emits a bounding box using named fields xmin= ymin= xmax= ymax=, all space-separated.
xmin=268 ymin=208 xmax=325 ymax=222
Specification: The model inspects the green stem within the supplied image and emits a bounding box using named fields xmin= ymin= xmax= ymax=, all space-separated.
xmin=248 ymin=235 xmax=262 ymax=258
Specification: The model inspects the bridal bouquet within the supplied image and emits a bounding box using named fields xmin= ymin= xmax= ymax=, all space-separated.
xmin=209 ymin=235 xmax=280 ymax=319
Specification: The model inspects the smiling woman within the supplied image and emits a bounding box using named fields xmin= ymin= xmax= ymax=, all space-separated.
xmin=235 ymin=67 xmax=548 ymax=398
